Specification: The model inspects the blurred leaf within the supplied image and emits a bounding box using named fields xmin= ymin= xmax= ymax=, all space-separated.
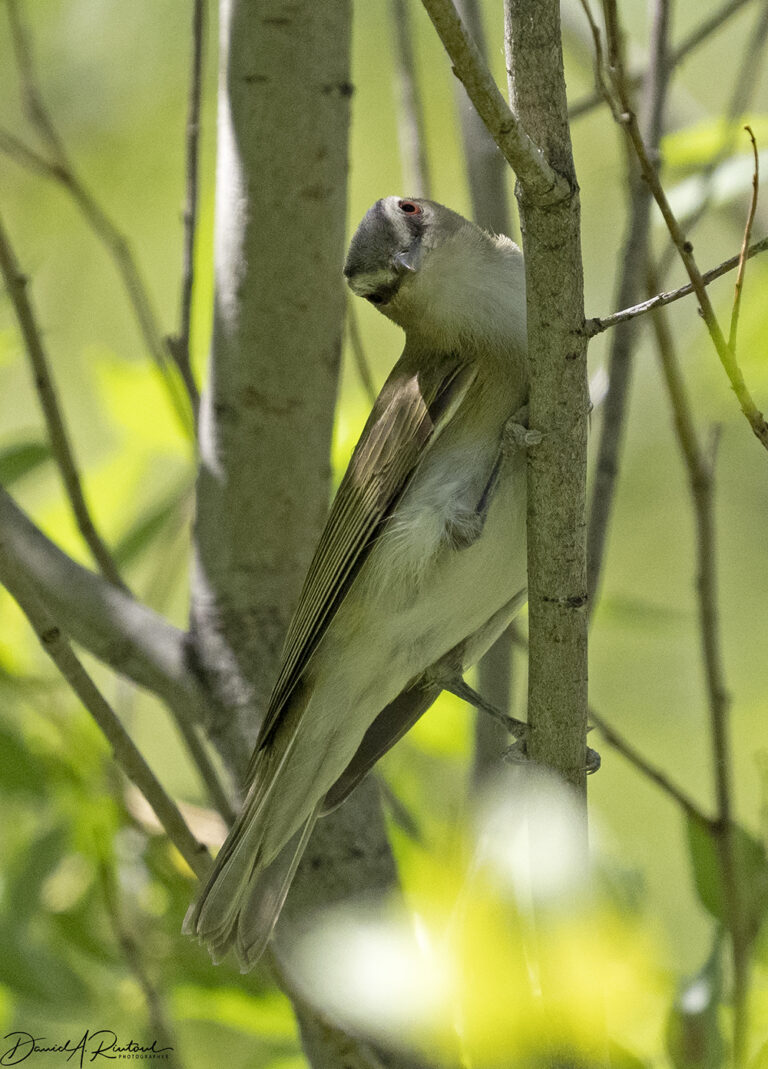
xmin=0 ymin=928 xmax=89 ymax=1007
xmin=4 ymin=825 xmax=65 ymax=926
xmin=609 ymin=1040 xmax=653 ymax=1069
xmin=663 ymin=116 xmax=768 ymax=170
xmin=751 ymin=1039 xmax=768 ymax=1069
xmin=666 ymin=935 xmax=725 ymax=1069
xmin=171 ymin=985 xmax=297 ymax=1040
xmin=0 ymin=440 xmax=52 ymax=486
xmin=0 ymin=724 xmax=46 ymax=796
xmin=686 ymin=816 xmax=768 ymax=948
xmin=49 ymin=890 xmax=115 ymax=964
xmin=599 ymin=594 xmax=688 ymax=629
xmin=112 ymin=485 xmax=189 ymax=567
xmin=665 ymin=150 xmax=768 ymax=223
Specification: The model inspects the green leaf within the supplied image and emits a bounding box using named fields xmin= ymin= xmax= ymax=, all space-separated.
xmin=608 ymin=1040 xmax=652 ymax=1069
xmin=0 ymin=440 xmax=52 ymax=485
xmin=666 ymin=934 xmax=725 ymax=1069
xmin=686 ymin=816 xmax=768 ymax=948
xmin=112 ymin=485 xmax=188 ymax=566
xmin=5 ymin=825 xmax=66 ymax=926
xmin=0 ymin=724 xmax=45 ymax=796
xmin=665 ymin=150 xmax=768 ymax=223
xmin=662 ymin=116 xmax=768 ymax=171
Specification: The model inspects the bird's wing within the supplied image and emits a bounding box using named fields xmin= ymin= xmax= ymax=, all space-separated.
xmin=320 ymin=679 xmax=442 ymax=814
xmin=252 ymin=350 xmax=477 ymax=761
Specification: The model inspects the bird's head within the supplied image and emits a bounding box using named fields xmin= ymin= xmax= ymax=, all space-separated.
xmin=343 ymin=196 xmax=525 ymax=351
xmin=344 ymin=197 xmax=465 ymax=313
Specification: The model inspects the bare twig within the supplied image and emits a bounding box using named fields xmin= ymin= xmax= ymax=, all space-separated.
xmin=647 ymin=263 xmax=747 ymax=1064
xmin=99 ymin=858 xmax=184 ymax=1069
xmin=657 ymin=0 xmax=768 ymax=280
xmin=167 ymin=0 xmax=205 ymax=417
xmin=0 ymin=485 xmax=203 ymax=716
xmin=728 ymin=126 xmax=759 ymax=352
xmin=0 ymin=484 xmax=233 ymax=822
xmin=575 ymin=0 xmax=620 ymax=121
xmin=603 ymin=0 xmax=768 ymax=449
xmin=390 ymin=0 xmax=433 ymax=197
xmin=0 ymin=213 xmax=126 ymax=590
xmin=589 ymin=706 xmax=715 ymax=830
xmin=587 ymin=234 xmax=768 ymax=335
xmin=587 ymin=0 xmax=672 ymax=610
xmin=420 ymin=0 xmax=569 ymax=204
xmin=345 ymin=298 xmax=377 ymax=406
xmin=0 ymin=549 xmax=211 ymax=881
xmin=570 ymin=0 xmax=755 ymax=120
xmin=2 ymin=0 xmax=195 ymax=435
xmin=453 ymin=0 xmax=513 ymax=238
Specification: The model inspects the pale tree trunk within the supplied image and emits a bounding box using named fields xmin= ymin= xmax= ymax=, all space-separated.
xmin=189 ymin=3 xmax=403 ymax=1065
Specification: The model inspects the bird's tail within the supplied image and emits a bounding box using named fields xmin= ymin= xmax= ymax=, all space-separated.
xmin=184 ymin=785 xmax=321 ymax=971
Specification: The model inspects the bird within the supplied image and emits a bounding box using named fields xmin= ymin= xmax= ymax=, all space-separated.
xmin=185 ymin=195 xmax=530 ymax=970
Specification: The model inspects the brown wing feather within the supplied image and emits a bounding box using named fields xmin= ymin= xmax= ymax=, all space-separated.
xmin=320 ymin=680 xmax=442 ymax=815
xmin=251 ymin=350 xmax=477 ymax=763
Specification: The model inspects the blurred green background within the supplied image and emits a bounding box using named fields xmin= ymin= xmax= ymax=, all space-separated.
xmin=1 ymin=0 xmax=767 ymax=1065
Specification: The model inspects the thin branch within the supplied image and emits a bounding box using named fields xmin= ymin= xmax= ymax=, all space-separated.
xmin=0 ymin=484 xmax=234 ymax=820
xmin=587 ymin=234 xmax=768 ymax=335
xmin=345 ymin=297 xmax=377 ymax=406
xmin=647 ymin=263 xmax=747 ymax=1064
xmin=0 ymin=127 xmax=51 ymax=173
xmin=0 ymin=485 xmax=204 ymax=724
xmin=2 ymin=0 xmax=195 ymax=435
xmin=0 ymin=549 xmax=211 ymax=881
xmin=575 ymin=0 xmax=621 ymax=121
xmin=420 ymin=0 xmax=569 ymax=204
xmin=167 ymin=0 xmax=205 ymax=416
xmin=657 ymin=0 xmax=768 ymax=279
xmin=509 ymin=621 xmax=713 ymax=829
xmin=728 ymin=126 xmax=759 ymax=352
xmin=390 ymin=0 xmax=433 ymax=198
xmin=570 ymin=0 xmax=756 ymax=120
xmin=0 ymin=212 xmax=126 ymax=590
xmin=602 ymin=1 xmax=768 ymax=448
xmin=589 ymin=706 xmax=715 ymax=830
xmin=99 ymin=858 xmax=184 ymax=1069
xmin=453 ymin=0 xmax=512 ymax=237
xmin=586 ymin=0 xmax=672 ymax=610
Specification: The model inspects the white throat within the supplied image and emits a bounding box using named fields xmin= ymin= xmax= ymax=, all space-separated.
xmin=387 ymin=228 xmax=527 ymax=357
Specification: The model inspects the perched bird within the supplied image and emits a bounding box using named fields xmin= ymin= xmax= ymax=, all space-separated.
xmin=185 ymin=196 xmax=529 ymax=970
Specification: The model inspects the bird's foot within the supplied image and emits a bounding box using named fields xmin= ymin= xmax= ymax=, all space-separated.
xmin=443 ymin=676 xmax=527 ymax=739
xmin=585 ymin=746 xmax=601 ymax=774
xmin=503 ymin=405 xmax=543 ymax=452
xmin=503 ymin=739 xmax=602 ymax=773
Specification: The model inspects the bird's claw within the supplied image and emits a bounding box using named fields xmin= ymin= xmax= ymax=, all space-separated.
xmin=502 ymin=740 xmax=602 ymax=773
xmin=503 ymin=405 xmax=543 ymax=453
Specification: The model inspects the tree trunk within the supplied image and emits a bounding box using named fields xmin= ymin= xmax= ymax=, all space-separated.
xmin=190 ymin=3 xmax=402 ymax=1065
xmin=505 ymin=0 xmax=590 ymax=800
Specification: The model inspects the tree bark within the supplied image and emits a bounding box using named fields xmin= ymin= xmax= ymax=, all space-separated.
xmin=190 ymin=3 xmax=404 ymax=1064
xmin=504 ymin=1 xmax=590 ymax=798
xmin=191 ymin=0 xmax=352 ymax=770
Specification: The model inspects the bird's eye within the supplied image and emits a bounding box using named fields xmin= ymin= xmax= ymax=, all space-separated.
xmin=398 ymin=200 xmax=422 ymax=215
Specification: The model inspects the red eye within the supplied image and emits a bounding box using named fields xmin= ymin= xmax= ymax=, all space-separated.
xmin=398 ymin=199 xmax=422 ymax=214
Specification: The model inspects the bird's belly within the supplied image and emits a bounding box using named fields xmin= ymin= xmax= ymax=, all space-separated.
xmin=312 ymin=449 xmax=526 ymax=734
xmin=255 ymin=452 xmax=526 ymax=858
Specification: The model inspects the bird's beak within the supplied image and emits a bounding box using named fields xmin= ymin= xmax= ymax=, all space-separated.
xmin=392 ymin=245 xmax=422 ymax=274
